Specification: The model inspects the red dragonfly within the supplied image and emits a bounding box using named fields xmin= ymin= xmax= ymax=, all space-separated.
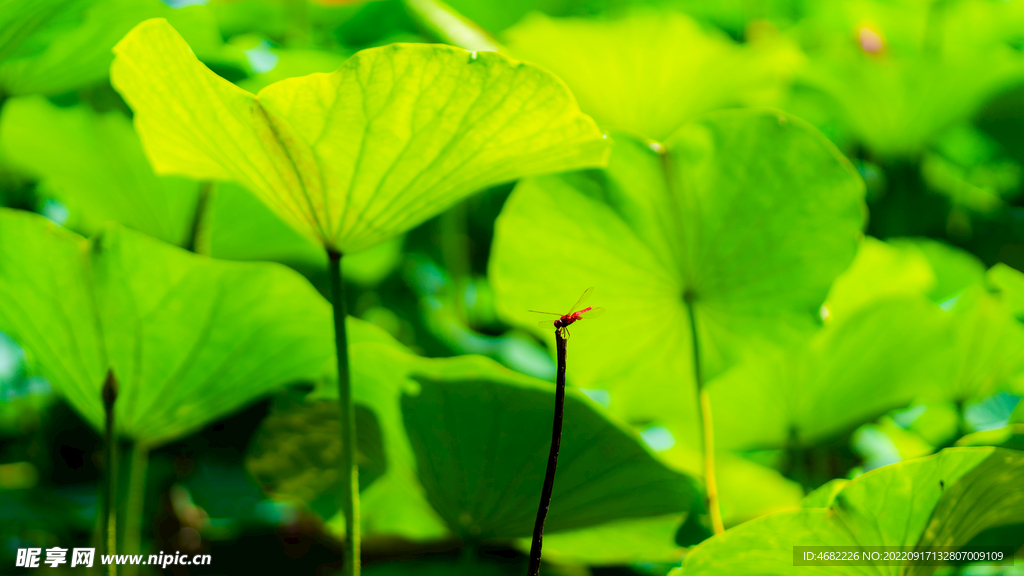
xmin=529 ymin=287 xmax=605 ymax=338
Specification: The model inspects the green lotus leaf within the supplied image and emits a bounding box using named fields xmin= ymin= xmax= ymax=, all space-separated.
xmin=943 ymin=285 xmax=1024 ymax=402
xmin=889 ymin=237 xmax=987 ymax=304
xmin=795 ymin=0 xmax=1024 ymax=157
xmin=676 ymin=447 xmax=1024 ymax=576
xmin=489 ymin=110 xmax=864 ymax=445
xmin=0 ymin=95 xmax=200 ymax=246
xmin=713 ymin=252 xmax=1024 ymax=449
xmin=110 ymin=18 xmax=608 ymax=253
xmin=822 ymin=236 xmax=935 ymax=322
xmin=504 ymin=11 xmax=802 ymax=141
xmin=709 ymin=297 xmax=950 ymax=450
xmin=0 ymin=0 xmax=244 ymax=96
xmin=0 ymin=208 xmax=338 ymax=446
xmin=402 ymin=374 xmax=697 ymax=540
xmin=812 ymin=232 xmax=985 ymax=325
xmin=988 ymin=263 xmax=1024 ymax=318
xmin=803 ymin=58 xmax=1024 ymax=158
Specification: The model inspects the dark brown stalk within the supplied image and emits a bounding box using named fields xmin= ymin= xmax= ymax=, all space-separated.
xmin=102 ymin=370 xmax=118 ymax=576
xmin=527 ymin=330 xmax=567 ymax=576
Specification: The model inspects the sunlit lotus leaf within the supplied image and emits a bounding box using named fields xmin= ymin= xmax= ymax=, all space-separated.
xmin=676 ymin=448 xmax=1024 ymax=576
xmin=110 ymin=18 xmax=608 ymax=253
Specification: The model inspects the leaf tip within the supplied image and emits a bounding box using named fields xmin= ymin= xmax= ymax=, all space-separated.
xmin=113 ymin=17 xmax=173 ymax=55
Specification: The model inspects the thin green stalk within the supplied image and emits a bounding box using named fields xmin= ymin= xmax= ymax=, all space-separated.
xmin=328 ymin=250 xmax=359 ymax=576
xmin=286 ymin=0 xmax=311 ymax=47
xmin=460 ymin=541 xmax=477 ymax=567
xmin=122 ymin=443 xmax=149 ymax=576
xmin=945 ymin=397 xmax=970 ymax=449
xmin=527 ymin=330 xmax=568 ymax=576
xmin=402 ymin=0 xmax=500 ymax=52
xmin=102 ymin=370 xmax=118 ymax=576
xmin=184 ymin=181 xmax=213 ymax=253
xmin=784 ymin=427 xmax=808 ymax=488
xmin=439 ymin=204 xmax=470 ymax=320
xmin=684 ymin=296 xmax=724 ymax=535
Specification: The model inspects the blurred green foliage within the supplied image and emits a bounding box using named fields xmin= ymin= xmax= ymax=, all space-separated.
xmin=1 ymin=0 xmax=1024 ymax=574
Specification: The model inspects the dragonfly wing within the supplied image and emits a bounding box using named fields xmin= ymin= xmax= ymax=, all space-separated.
xmin=538 ymin=319 xmax=555 ymax=328
xmin=577 ymin=306 xmax=606 ymax=319
xmin=528 ymin=310 xmax=562 ymax=316
xmin=568 ymin=287 xmax=594 ymax=314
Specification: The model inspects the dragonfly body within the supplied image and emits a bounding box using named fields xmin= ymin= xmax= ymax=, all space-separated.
xmin=531 ymin=289 xmax=605 ymax=338
xmin=553 ymin=306 xmax=597 ymax=330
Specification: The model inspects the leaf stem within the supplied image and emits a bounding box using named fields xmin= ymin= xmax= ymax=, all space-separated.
xmin=684 ymin=297 xmax=724 ymax=535
xmin=439 ymin=204 xmax=470 ymax=320
xmin=122 ymin=443 xmax=149 ymax=576
xmin=527 ymin=330 xmax=568 ymax=576
xmin=328 ymin=250 xmax=360 ymax=576
xmin=184 ymin=181 xmax=214 ymax=253
xmin=401 ymin=0 xmax=501 ymax=52
xmin=102 ymin=370 xmax=118 ymax=576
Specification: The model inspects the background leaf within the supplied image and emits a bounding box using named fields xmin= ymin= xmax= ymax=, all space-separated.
xmin=0 ymin=0 xmax=245 ymax=96
xmin=490 ymin=110 xmax=865 ymax=445
xmin=0 ymin=95 xmax=200 ymax=246
xmin=0 ymin=208 xmax=334 ymax=446
xmin=402 ymin=374 xmax=697 ymax=540
xmin=709 ymin=297 xmax=950 ymax=450
xmin=504 ymin=11 xmax=801 ymax=141
xmin=821 ymin=236 xmax=936 ymax=321
xmin=792 ymin=0 xmax=1024 ymax=157
xmin=0 ymin=209 xmax=105 ymax=426
xmin=943 ymin=286 xmax=1024 ymax=401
